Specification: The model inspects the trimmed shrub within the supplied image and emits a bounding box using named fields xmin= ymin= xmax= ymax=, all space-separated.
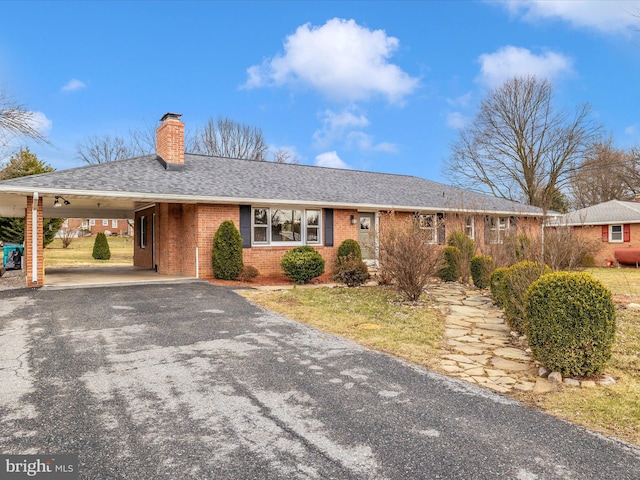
xmin=470 ymin=254 xmax=494 ymax=289
xmin=438 ymin=246 xmax=462 ymax=282
xmin=212 ymin=220 xmax=243 ymax=280
xmin=92 ymin=232 xmax=111 ymax=260
xmin=502 ymin=261 xmax=551 ymax=335
xmin=489 ymin=267 xmax=508 ymax=307
xmin=281 ymin=246 xmax=325 ymax=284
xmin=331 ymin=255 xmax=370 ymax=287
xmin=447 ymin=231 xmax=475 ymax=283
xmin=238 ymin=265 xmax=259 ymax=282
xmin=337 ymin=239 xmax=362 ymax=260
xmin=525 ymin=272 xmax=616 ymax=377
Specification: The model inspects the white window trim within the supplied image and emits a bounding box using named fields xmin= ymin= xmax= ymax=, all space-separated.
xmin=112 ymin=219 xmax=118 ymax=228
xmin=251 ymin=207 xmax=322 ymax=246
xmin=417 ymin=213 xmax=438 ymax=244
xmin=102 ymin=219 xmax=109 ymax=227
xmin=89 ymin=219 xmax=96 ymax=226
xmin=609 ymin=224 xmax=624 ymax=243
xmin=489 ymin=216 xmax=510 ymax=244
xmin=466 ymin=216 xmax=475 ymax=240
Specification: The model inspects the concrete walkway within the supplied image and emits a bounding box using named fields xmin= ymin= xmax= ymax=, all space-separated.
xmin=430 ymin=283 xmax=539 ymax=394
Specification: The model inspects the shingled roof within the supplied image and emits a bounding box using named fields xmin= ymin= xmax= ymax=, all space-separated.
xmin=0 ymin=153 xmax=544 ymax=215
xmin=557 ymin=200 xmax=640 ymax=226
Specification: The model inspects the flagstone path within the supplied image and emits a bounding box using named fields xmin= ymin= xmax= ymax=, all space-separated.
xmin=429 ymin=283 xmax=540 ymax=394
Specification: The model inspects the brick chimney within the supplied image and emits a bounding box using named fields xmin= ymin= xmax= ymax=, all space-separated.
xmin=156 ymin=112 xmax=184 ymax=167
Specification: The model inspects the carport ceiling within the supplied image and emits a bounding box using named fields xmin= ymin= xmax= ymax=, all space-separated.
xmin=0 ymin=193 xmax=150 ymax=219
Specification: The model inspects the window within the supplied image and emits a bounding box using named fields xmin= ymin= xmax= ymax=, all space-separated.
xmin=465 ymin=216 xmax=475 ymax=239
xmin=138 ymin=216 xmax=147 ymax=248
xmin=82 ymin=220 xmax=89 ymax=229
xmin=89 ymin=219 xmax=96 ymax=226
xmin=417 ymin=214 xmax=437 ymax=244
xmin=102 ymin=219 xmax=109 ymax=227
xmin=251 ymin=207 xmax=321 ymax=245
xmin=112 ymin=219 xmax=118 ymax=228
xmin=488 ymin=216 xmax=510 ymax=244
xmin=610 ymin=225 xmax=623 ymax=242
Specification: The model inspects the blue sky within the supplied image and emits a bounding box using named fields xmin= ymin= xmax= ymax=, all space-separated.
xmin=2 ymin=0 xmax=640 ymax=184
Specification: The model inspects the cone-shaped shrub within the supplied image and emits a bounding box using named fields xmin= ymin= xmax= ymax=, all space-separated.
xmin=470 ymin=254 xmax=494 ymax=289
xmin=489 ymin=267 xmax=508 ymax=307
xmin=337 ymin=239 xmax=362 ymax=260
xmin=212 ymin=220 xmax=243 ymax=280
xmin=92 ymin=232 xmax=111 ymax=260
xmin=525 ymin=272 xmax=616 ymax=377
xmin=438 ymin=246 xmax=461 ymax=282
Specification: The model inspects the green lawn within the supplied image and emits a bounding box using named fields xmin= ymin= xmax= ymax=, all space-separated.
xmin=44 ymin=236 xmax=134 ymax=267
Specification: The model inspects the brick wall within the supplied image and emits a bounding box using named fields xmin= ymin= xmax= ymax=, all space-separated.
xmin=25 ymin=195 xmax=44 ymax=288
xmin=574 ymin=224 xmax=640 ymax=266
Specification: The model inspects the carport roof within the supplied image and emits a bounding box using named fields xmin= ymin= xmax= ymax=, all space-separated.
xmin=0 ymin=153 xmax=544 ymax=216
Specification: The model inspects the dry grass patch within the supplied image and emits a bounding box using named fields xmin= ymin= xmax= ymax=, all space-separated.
xmin=44 ymin=236 xmax=134 ymax=267
xmin=522 ymin=307 xmax=640 ymax=445
xmin=584 ymin=267 xmax=640 ymax=296
xmin=239 ymin=286 xmax=444 ymax=368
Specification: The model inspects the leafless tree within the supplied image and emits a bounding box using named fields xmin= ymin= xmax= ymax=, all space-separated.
xmin=570 ymin=135 xmax=633 ymax=208
xmin=0 ymin=90 xmax=49 ymax=159
xmin=445 ymin=76 xmax=601 ymax=210
xmin=189 ymin=116 xmax=269 ymax=161
xmin=58 ymin=225 xmax=79 ymax=249
xmin=76 ymin=135 xmax=133 ymax=164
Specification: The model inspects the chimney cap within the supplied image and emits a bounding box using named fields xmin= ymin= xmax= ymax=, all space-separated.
xmin=160 ymin=112 xmax=182 ymax=122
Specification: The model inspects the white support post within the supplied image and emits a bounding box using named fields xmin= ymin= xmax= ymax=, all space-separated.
xmin=31 ymin=192 xmax=38 ymax=284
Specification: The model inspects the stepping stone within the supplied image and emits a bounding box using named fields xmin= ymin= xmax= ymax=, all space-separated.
xmin=475 ymin=323 xmax=510 ymax=332
xmin=513 ymin=381 xmax=535 ymax=392
xmin=453 ymin=336 xmax=481 ymax=343
xmin=485 ymin=368 xmax=507 ymax=377
xmin=446 ymin=318 xmax=474 ymax=328
xmin=483 ymin=337 xmax=510 ymax=346
xmin=493 ymin=347 xmax=531 ymax=361
xmin=451 ymin=344 xmax=485 ymax=355
xmin=481 ymin=317 xmax=506 ymax=324
xmin=442 ymin=354 xmax=479 ymax=364
xmin=445 ymin=328 xmax=469 ymax=337
xmin=466 ymin=354 xmax=491 ymax=364
xmin=533 ymin=378 xmax=558 ymax=393
xmin=464 ymin=366 xmax=486 ymax=376
xmin=494 ymin=376 xmax=517 ymax=385
xmin=491 ymin=357 xmax=533 ymax=372
xmin=448 ymin=305 xmax=488 ymax=317
xmin=441 ymin=364 xmax=464 ymax=373
xmin=473 ymin=328 xmax=507 ymax=338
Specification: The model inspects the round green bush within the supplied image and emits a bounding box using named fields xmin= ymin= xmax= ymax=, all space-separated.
xmin=281 ymin=246 xmax=325 ymax=284
xmin=502 ymin=260 xmax=551 ymax=335
xmin=489 ymin=267 xmax=508 ymax=307
xmin=470 ymin=254 xmax=494 ymax=289
xmin=92 ymin=232 xmax=111 ymax=260
xmin=337 ymin=239 xmax=362 ymax=260
xmin=525 ymin=272 xmax=616 ymax=377
xmin=438 ymin=246 xmax=461 ymax=282
xmin=331 ymin=256 xmax=370 ymax=287
xmin=212 ymin=220 xmax=243 ymax=280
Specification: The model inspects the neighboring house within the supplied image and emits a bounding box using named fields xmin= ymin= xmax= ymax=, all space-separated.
xmin=554 ymin=200 xmax=640 ymax=265
xmin=0 ymin=113 xmax=546 ymax=288
xmin=62 ymin=218 xmax=133 ymax=237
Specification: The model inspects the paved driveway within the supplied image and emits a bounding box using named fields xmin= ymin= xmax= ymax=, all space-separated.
xmin=1 ymin=282 xmax=639 ymax=479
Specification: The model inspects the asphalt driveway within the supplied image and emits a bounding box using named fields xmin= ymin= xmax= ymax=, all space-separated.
xmin=1 ymin=282 xmax=639 ymax=479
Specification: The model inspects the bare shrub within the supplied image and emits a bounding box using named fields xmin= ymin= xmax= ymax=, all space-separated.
xmin=378 ymin=212 xmax=444 ymax=301
xmin=58 ymin=227 xmax=78 ymax=249
xmin=543 ymin=226 xmax=599 ymax=271
xmin=238 ymin=265 xmax=259 ymax=282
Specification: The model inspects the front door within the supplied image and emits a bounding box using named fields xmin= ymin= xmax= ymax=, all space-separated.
xmin=358 ymin=213 xmax=376 ymax=261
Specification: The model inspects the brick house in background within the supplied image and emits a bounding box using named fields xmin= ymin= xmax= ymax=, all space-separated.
xmin=62 ymin=218 xmax=133 ymax=237
xmin=554 ymin=200 xmax=640 ymax=265
xmin=0 ymin=112 xmax=546 ymax=287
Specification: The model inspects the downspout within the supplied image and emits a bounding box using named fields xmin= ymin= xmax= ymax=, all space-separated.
xmin=31 ymin=192 xmax=38 ymax=284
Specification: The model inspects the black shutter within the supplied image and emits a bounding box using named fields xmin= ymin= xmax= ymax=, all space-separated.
xmin=239 ymin=205 xmax=251 ymax=248
xmin=324 ymin=208 xmax=334 ymax=247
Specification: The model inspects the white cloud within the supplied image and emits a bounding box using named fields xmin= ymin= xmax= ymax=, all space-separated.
xmin=243 ymin=18 xmax=420 ymax=104
xmin=446 ymin=91 xmax=473 ymax=108
xmin=28 ymin=111 xmax=52 ymax=135
xmin=313 ymin=108 xmax=369 ymax=148
xmin=346 ymin=131 xmax=397 ymax=153
xmin=314 ymin=151 xmax=351 ymax=169
xmin=625 ymin=124 xmax=639 ymax=137
xmin=496 ymin=0 xmax=640 ymax=35
xmin=61 ymin=78 xmax=86 ymax=92
xmin=446 ymin=112 xmax=470 ymax=130
xmin=477 ymin=46 xmax=572 ymax=88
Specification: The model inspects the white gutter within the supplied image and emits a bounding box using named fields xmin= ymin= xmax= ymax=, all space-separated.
xmin=31 ymin=192 xmax=38 ymax=285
